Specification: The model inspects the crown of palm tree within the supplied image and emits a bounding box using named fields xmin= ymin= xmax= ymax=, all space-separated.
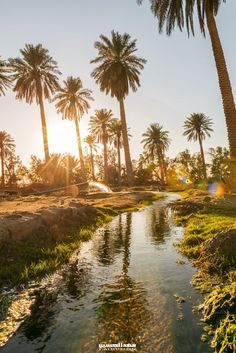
xmin=108 ymin=118 xmax=123 ymax=145
xmin=0 ymin=131 xmax=15 ymax=153
xmin=0 ymin=57 xmax=11 ymax=96
xmin=91 ymin=31 xmax=146 ymax=100
xmin=137 ymin=0 xmax=225 ymax=35
xmin=84 ymin=134 xmax=98 ymax=155
xmin=142 ymin=123 xmax=170 ymax=159
xmin=9 ymin=44 xmax=61 ymax=104
xmin=54 ymin=76 xmax=93 ymax=120
xmin=89 ymin=109 xmax=113 ymax=144
xmin=183 ymin=113 xmax=213 ymax=141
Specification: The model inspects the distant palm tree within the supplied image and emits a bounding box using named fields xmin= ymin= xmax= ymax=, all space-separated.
xmin=109 ymin=119 xmax=123 ymax=185
xmin=91 ymin=31 xmax=146 ymax=184
xmin=183 ymin=113 xmax=213 ymax=179
xmin=89 ymin=109 xmax=113 ymax=183
xmin=0 ymin=57 xmax=11 ymax=95
xmin=9 ymin=44 xmax=60 ymax=161
xmin=142 ymin=124 xmax=170 ymax=184
xmin=0 ymin=131 xmax=15 ymax=187
xmin=84 ymin=134 xmax=97 ymax=181
xmin=54 ymin=76 xmax=93 ymax=173
xmin=137 ymin=0 xmax=236 ymax=188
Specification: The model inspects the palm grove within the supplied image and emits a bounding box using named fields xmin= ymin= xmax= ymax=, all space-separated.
xmin=0 ymin=0 xmax=234 ymax=190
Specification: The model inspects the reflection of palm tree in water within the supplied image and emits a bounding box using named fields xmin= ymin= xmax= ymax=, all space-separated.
xmin=86 ymin=212 xmax=173 ymax=353
xmin=18 ymin=289 xmax=58 ymax=342
xmin=93 ymin=213 xmax=152 ymax=351
xmin=95 ymin=214 xmax=125 ymax=266
xmin=149 ymin=208 xmax=170 ymax=245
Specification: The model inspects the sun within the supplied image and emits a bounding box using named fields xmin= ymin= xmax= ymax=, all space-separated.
xmin=48 ymin=119 xmax=88 ymax=156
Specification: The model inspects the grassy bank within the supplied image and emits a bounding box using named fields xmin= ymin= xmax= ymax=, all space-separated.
xmin=0 ymin=191 xmax=164 ymax=289
xmin=173 ymin=189 xmax=236 ymax=353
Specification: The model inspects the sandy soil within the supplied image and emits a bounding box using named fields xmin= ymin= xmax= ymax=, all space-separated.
xmin=0 ymin=191 xmax=160 ymax=215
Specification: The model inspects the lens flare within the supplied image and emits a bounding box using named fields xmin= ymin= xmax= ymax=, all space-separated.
xmin=208 ymin=182 xmax=225 ymax=197
xmin=180 ymin=177 xmax=192 ymax=185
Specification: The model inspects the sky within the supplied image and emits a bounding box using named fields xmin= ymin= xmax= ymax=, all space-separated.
xmin=1 ymin=0 xmax=236 ymax=165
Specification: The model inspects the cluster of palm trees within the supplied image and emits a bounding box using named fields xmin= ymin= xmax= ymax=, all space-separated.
xmin=1 ymin=0 xmax=236 ymax=189
xmin=0 ymin=31 xmax=145 ymax=185
xmin=87 ymin=110 xmax=124 ymax=184
xmin=138 ymin=0 xmax=236 ymax=189
xmin=142 ymin=113 xmax=213 ymax=184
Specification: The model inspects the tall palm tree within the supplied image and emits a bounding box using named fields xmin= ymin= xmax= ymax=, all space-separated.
xmin=84 ymin=134 xmax=97 ymax=181
xmin=183 ymin=113 xmax=213 ymax=179
xmin=0 ymin=131 xmax=15 ymax=187
xmin=137 ymin=0 xmax=236 ymax=189
xmin=109 ymin=119 xmax=123 ymax=185
xmin=54 ymin=76 xmax=93 ymax=173
xmin=91 ymin=31 xmax=146 ymax=184
xmin=89 ymin=109 xmax=113 ymax=184
xmin=0 ymin=57 xmax=11 ymax=96
xmin=9 ymin=44 xmax=60 ymax=161
xmin=142 ymin=123 xmax=170 ymax=184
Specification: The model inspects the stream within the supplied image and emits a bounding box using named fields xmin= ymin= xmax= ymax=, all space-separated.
xmin=1 ymin=194 xmax=210 ymax=353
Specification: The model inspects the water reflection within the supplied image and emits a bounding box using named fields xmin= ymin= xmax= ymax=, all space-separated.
xmin=148 ymin=208 xmax=170 ymax=245
xmin=18 ymin=289 xmax=57 ymax=342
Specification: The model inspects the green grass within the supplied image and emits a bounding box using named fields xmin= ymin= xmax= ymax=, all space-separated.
xmin=177 ymin=211 xmax=236 ymax=260
xmin=199 ymin=280 xmax=236 ymax=353
xmin=0 ymin=210 xmax=111 ymax=288
xmin=174 ymin=191 xmax=236 ymax=353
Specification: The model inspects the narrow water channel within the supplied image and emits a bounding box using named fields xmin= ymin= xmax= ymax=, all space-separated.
xmin=2 ymin=194 xmax=210 ymax=353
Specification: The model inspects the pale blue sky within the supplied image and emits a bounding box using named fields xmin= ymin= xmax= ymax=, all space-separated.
xmin=1 ymin=0 xmax=236 ymax=164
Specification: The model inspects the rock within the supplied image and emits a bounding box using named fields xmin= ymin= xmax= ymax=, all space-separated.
xmin=200 ymin=229 xmax=236 ymax=265
xmin=68 ymin=201 xmax=82 ymax=208
xmin=4 ymin=215 xmax=43 ymax=241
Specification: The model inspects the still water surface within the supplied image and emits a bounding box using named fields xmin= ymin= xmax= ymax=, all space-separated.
xmin=2 ymin=194 xmax=210 ymax=353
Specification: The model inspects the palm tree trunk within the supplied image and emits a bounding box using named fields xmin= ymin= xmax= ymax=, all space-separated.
xmin=119 ymin=98 xmax=134 ymax=185
xmin=74 ymin=118 xmax=85 ymax=172
xmin=157 ymin=147 xmax=165 ymax=185
xmin=117 ymin=136 xmax=121 ymax=185
xmin=103 ymin=127 xmax=108 ymax=184
xmin=198 ymin=135 xmax=207 ymax=179
xmin=90 ymin=146 xmax=95 ymax=181
xmin=38 ymin=93 xmax=50 ymax=162
xmin=0 ymin=146 xmax=5 ymax=187
xmin=160 ymin=151 xmax=167 ymax=184
xmin=206 ymin=11 xmax=236 ymax=189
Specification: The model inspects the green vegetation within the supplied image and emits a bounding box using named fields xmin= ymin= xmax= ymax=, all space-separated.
xmin=0 ymin=209 xmax=111 ymax=288
xmin=174 ymin=189 xmax=236 ymax=353
xmin=200 ymin=282 xmax=236 ymax=353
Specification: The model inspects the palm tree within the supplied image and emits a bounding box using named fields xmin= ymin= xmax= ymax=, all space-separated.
xmin=91 ymin=31 xmax=146 ymax=184
xmin=0 ymin=131 xmax=15 ymax=187
xmin=89 ymin=109 xmax=113 ymax=184
xmin=142 ymin=123 xmax=170 ymax=184
xmin=137 ymin=0 xmax=236 ymax=189
xmin=84 ymin=134 xmax=97 ymax=180
xmin=9 ymin=44 xmax=60 ymax=161
xmin=54 ymin=76 xmax=93 ymax=173
xmin=183 ymin=113 xmax=213 ymax=179
xmin=0 ymin=57 xmax=11 ymax=95
xmin=109 ymin=119 xmax=123 ymax=185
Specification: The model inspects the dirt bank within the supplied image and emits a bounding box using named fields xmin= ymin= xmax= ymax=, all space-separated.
xmin=0 ymin=191 xmax=164 ymax=289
